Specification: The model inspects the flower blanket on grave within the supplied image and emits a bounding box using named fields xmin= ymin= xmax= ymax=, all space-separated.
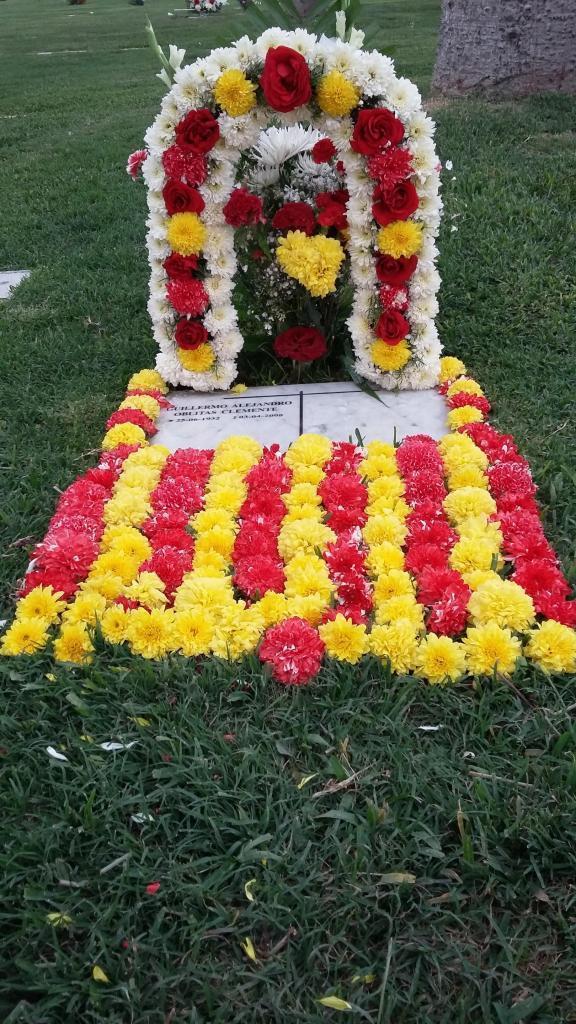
xmin=3 ymin=358 xmax=575 ymax=684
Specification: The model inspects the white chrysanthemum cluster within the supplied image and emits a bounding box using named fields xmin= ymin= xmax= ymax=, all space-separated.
xmin=142 ymin=28 xmax=443 ymax=391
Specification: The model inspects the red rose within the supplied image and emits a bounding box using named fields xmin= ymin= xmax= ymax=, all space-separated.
xmin=162 ymin=180 xmax=205 ymax=216
xmin=273 ymin=327 xmax=327 ymax=362
xmin=316 ymin=190 xmax=349 ymax=230
xmin=375 ymin=309 xmax=410 ymax=344
xmin=312 ymin=138 xmax=337 ymax=163
xmin=272 ymin=201 xmax=316 ymax=236
xmin=174 ymin=318 xmax=208 ymax=349
xmin=163 ymin=253 xmax=198 ymax=280
xmin=372 ymin=180 xmax=419 ymax=226
xmin=375 ymin=254 xmax=418 ymax=285
xmin=223 ymin=188 xmax=263 ymax=227
xmin=260 ymin=46 xmax=312 ymax=113
xmin=351 ymin=108 xmax=405 ymax=156
xmin=175 ymin=108 xmax=220 ymax=154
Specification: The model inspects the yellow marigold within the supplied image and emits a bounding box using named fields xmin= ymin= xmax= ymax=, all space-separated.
xmin=369 ymin=620 xmax=419 ymax=674
xmin=118 ymin=465 xmax=160 ymax=491
xmin=217 ymin=435 xmax=262 ymax=456
xmin=195 ymin=526 xmax=236 ymax=559
xmin=167 ymin=211 xmax=206 ymax=256
xmin=128 ymin=445 xmax=169 ymax=467
xmin=450 ymin=536 xmax=500 ymax=576
xmin=124 ymin=571 xmax=167 ymax=609
xmin=447 ymin=406 xmax=484 ymax=430
xmin=319 ymin=614 xmax=367 ymax=664
xmin=284 ymin=552 xmax=327 ymax=579
xmin=204 ymin=485 xmax=245 ymax=514
xmin=173 ymin=575 xmax=234 ymax=612
xmin=103 ymin=527 xmax=152 ymax=563
xmin=443 ymin=487 xmax=496 ymax=524
xmin=179 ymin=343 xmax=215 ymax=373
xmin=283 ymin=504 xmax=324 ymax=525
xmin=447 ymin=463 xmax=488 ymax=490
xmin=366 ymin=495 xmax=404 ymax=518
xmin=367 ymin=441 xmax=396 ymax=459
xmin=373 ymin=570 xmax=415 ymax=604
xmin=365 ymin=542 xmax=405 ymax=575
xmin=16 ymin=585 xmax=66 ymax=625
xmin=91 ymin=550 xmax=142 ymax=585
xmin=439 ymin=356 xmax=466 ymax=384
xmin=377 ymin=220 xmax=423 ymax=258
xmin=468 ymin=577 xmax=535 ymax=631
xmin=119 ymin=394 xmax=161 ymax=420
xmin=361 ymin=456 xmax=400 ymax=482
xmin=253 ymin=591 xmax=289 ymax=627
xmin=458 ymin=514 xmax=502 ymax=549
xmin=80 ymin=573 xmax=124 ymax=602
xmin=100 ymin=605 xmax=131 ymax=646
xmin=127 ymin=368 xmax=168 ymax=394
xmin=363 ymin=513 xmax=407 ymax=548
xmin=446 ymin=377 xmax=484 ymax=398
xmin=211 ymin=448 xmax=261 ymax=476
xmin=54 ymin=622 xmax=93 ymax=664
xmin=414 ymin=634 xmax=466 ymax=685
xmin=371 ymin=338 xmax=411 ymax=372
xmin=283 ymin=482 xmax=322 ymax=509
xmin=285 ymin=594 xmax=326 ymax=626
xmin=374 ymin=595 xmax=424 ymax=630
xmin=285 ymin=564 xmax=333 ymax=602
xmin=128 ymin=607 xmax=175 ymax=659
xmin=62 ymin=591 xmax=107 ymax=626
xmin=463 ymin=622 xmax=521 ymax=677
xmin=103 ymin=492 xmax=151 ymax=529
xmin=192 ymin=508 xmax=237 ymax=533
xmin=207 ymin=470 xmax=246 ymax=492
xmin=1 ymin=617 xmax=49 ymax=656
xmin=211 ymin=604 xmax=264 ymax=661
xmin=461 ymin=568 xmax=501 ymax=591
xmin=192 ymin=550 xmax=229 ymax=576
xmin=276 ymin=231 xmax=345 ymax=298
xmin=102 ymin=423 xmax=147 ymax=451
xmin=173 ymin=607 xmax=214 ymax=656
xmin=316 ymin=69 xmax=360 ymax=116
xmin=214 ymin=68 xmax=257 ymax=116
xmin=278 ymin=519 xmax=335 ymax=562
xmin=285 ymin=434 xmax=332 ymax=468
xmin=524 ymin=620 xmax=576 ymax=674
xmin=291 ymin=464 xmax=326 ymax=486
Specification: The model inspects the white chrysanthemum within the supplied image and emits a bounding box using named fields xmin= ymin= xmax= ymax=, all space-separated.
xmin=153 ymin=320 xmax=173 ymax=348
xmin=251 ymin=124 xmax=322 ymax=166
xmin=204 ymin=274 xmax=235 ymax=302
xmin=148 ymin=236 xmax=170 ymax=261
xmin=286 ymin=28 xmax=316 ymax=56
xmin=249 ymin=164 xmax=281 ymax=187
xmin=407 ymin=110 xmax=436 ymax=141
xmin=142 ymin=155 xmax=165 ymax=191
xmin=204 ymin=306 xmax=237 ymax=335
xmin=410 ymin=137 xmax=437 ymax=178
xmin=146 ymin=210 xmax=169 ymax=242
xmin=156 ymin=350 xmax=182 ymax=383
xmin=210 ymin=329 xmax=244 ymax=358
xmin=218 ymin=113 xmax=260 ymax=151
xmin=256 ymin=28 xmax=292 ymax=58
xmin=147 ymin=189 xmax=165 ymax=215
xmin=354 ymin=50 xmax=395 ymax=96
xmin=233 ymin=35 xmax=257 ymax=69
xmin=410 ymin=295 xmax=440 ymax=322
xmin=387 ymin=76 xmax=422 ymax=117
xmin=321 ymin=39 xmax=360 ymax=75
xmin=410 ymin=265 xmax=441 ymax=297
xmin=148 ymin=293 xmax=173 ymax=323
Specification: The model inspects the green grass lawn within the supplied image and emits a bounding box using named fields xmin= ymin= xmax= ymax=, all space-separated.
xmin=1 ymin=1 xmax=576 ymax=1020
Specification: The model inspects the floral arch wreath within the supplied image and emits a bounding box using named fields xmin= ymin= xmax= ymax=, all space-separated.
xmin=137 ymin=28 xmax=443 ymax=391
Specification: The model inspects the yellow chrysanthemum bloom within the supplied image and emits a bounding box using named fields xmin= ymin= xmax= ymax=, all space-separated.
xmin=361 ymin=456 xmax=400 ymax=482
xmin=524 ymin=620 xmax=576 ymax=674
xmin=276 ymin=231 xmax=345 ymax=298
xmin=374 ymin=595 xmax=424 ymax=630
xmin=211 ymin=448 xmax=261 ymax=476
xmin=463 ymin=622 xmax=521 ymax=677
xmin=1 ymin=617 xmax=49 ymax=656
xmin=173 ymin=575 xmax=234 ymax=612
xmin=447 ymin=406 xmax=484 ymax=429
xmin=203 ymin=485 xmax=244 ymax=514
xmin=283 ymin=504 xmax=324 ymax=525
xmin=191 ymin=550 xmax=229 ymax=577
xmin=363 ymin=513 xmax=407 ymax=548
xmin=369 ymin=620 xmax=419 ymax=674
xmin=91 ymin=550 xmax=142 ymax=585
xmin=414 ymin=634 xmax=466 ymax=685
xmin=371 ymin=338 xmax=411 ymax=372
xmin=54 ymin=622 xmax=93 ymax=664
xmin=286 ymin=434 xmax=332 ymax=469
xmin=179 ymin=344 xmax=215 ymax=373
xmin=443 ymin=487 xmax=496 ymax=524
xmin=450 ymin=536 xmax=500 ymax=576
xmin=128 ymin=607 xmax=176 ymax=659
xmin=446 ymin=378 xmax=484 ymax=398
xmin=291 ymin=464 xmax=326 ymax=486
xmin=467 ymin=577 xmax=535 ymax=631
xmin=217 ymin=435 xmax=262 ymax=457
xmin=367 ymin=441 xmax=396 ymax=459
xmin=211 ymin=604 xmax=264 ymax=661
xmin=207 ymin=470 xmax=246 ymax=493
xmin=102 ymin=423 xmax=147 ymax=451
xmin=458 ymin=514 xmax=502 ymax=549
xmin=195 ymin=526 xmax=236 ymax=559
xmin=80 ymin=573 xmax=124 ymax=602
xmin=439 ymin=356 xmax=466 ymax=384
xmin=103 ymin=528 xmax=152 ymax=564
xmin=124 ymin=571 xmax=167 ymax=609
xmin=284 ymin=565 xmax=333 ymax=602
xmin=192 ymin=508 xmax=235 ymax=533
xmin=439 ymin=433 xmax=488 ymax=471
xmin=319 ymin=614 xmax=367 ymax=664
xmin=447 ymin=464 xmax=488 ymax=490
xmin=16 ymin=585 xmax=66 ymax=625
xmin=285 ymin=594 xmax=327 ymax=626
xmin=117 ymin=466 xmax=160 ymax=492
xmin=127 ymin=368 xmax=168 ymax=394
xmin=100 ymin=605 xmax=131 ymax=646
xmin=316 ymin=69 xmax=360 ymax=116
xmin=214 ymin=68 xmax=257 ymax=116
xmin=278 ymin=520 xmax=335 ymax=562
xmin=283 ymin=482 xmax=322 ymax=510
xmin=128 ymin=445 xmax=169 ymax=468
xmin=167 ymin=212 xmax=206 ymax=256
xmin=365 ymin=542 xmax=405 ymax=575
xmin=377 ymin=220 xmax=423 ymax=259
xmin=62 ymin=591 xmax=107 ymax=626
xmin=366 ymin=495 xmax=405 ymax=518
xmin=173 ymin=607 xmax=214 ymax=656
xmin=461 ymin=568 xmax=501 ymax=591
xmin=373 ymin=570 xmax=415 ymax=605
xmin=253 ymin=591 xmax=289 ymax=627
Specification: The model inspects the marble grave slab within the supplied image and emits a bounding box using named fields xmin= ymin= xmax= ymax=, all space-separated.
xmin=153 ymin=382 xmax=448 ymax=452
xmin=0 ymin=270 xmax=30 ymax=300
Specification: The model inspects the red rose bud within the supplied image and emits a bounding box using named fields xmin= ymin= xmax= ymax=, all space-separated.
xmin=175 ymin=108 xmax=220 ymax=154
xmin=175 ymin=318 xmax=209 ymax=350
xmin=162 ymin=180 xmax=205 ymax=216
xmin=273 ymin=326 xmax=327 ymax=362
xmin=272 ymin=201 xmax=316 ymax=236
xmin=375 ymin=254 xmax=418 ymax=285
xmin=372 ymin=180 xmax=419 ymax=226
xmin=376 ymin=309 xmax=410 ymax=344
xmin=351 ymin=107 xmax=405 ymax=156
xmin=223 ymin=188 xmax=264 ymax=227
xmin=260 ymin=45 xmax=312 ymax=112
xmin=163 ymin=253 xmax=199 ymax=280
xmin=312 ymin=138 xmax=337 ymax=163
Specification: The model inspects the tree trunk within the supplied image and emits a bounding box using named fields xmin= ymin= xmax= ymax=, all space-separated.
xmin=432 ymin=0 xmax=576 ymax=96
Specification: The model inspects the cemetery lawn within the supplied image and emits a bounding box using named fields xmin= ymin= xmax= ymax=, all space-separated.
xmin=1 ymin=0 xmax=576 ymax=1020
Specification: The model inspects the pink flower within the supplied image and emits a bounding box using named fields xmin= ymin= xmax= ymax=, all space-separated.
xmin=145 ymin=882 xmax=161 ymax=895
xmin=126 ymin=149 xmax=147 ymax=179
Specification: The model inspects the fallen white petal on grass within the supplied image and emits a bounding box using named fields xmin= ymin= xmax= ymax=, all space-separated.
xmin=46 ymin=746 xmax=69 ymax=762
xmin=130 ymin=813 xmax=154 ymax=825
xmin=99 ymin=741 xmax=137 ymax=751
xmin=418 ymin=725 xmax=442 ymax=732
xmin=445 ymin=159 xmax=453 ymax=170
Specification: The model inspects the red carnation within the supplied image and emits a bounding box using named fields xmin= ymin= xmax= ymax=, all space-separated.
xmin=106 ymin=409 xmax=157 ymax=436
xmin=272 ymin=201 xmax=316 ymax=236
xmin=372 ymin=180 xmax=419 ymax=226
xmin=312 ymin=138 xmax=337 ymax=163
xmin=233 ymin=523 xmax=280 ymax=561
xmin=376 ymin=253 xmax=418 ymax=285
xmin=223 ymin=188 xmax=264 ymax=228
xmin=259 ymin=617 xmax=324 ymax=685
xmin=32 ymin=530 xmax=99 ymax=581
xmin=408 ymin=518 xmax=458 ymax=551
xmin=19 ymin=568 xmax=78 ymax=601
xmin=325 ymin=442 xmax=363 ymax=475
xmin=149 ymin=528 xmax=194 ymax=554
xmin=239 ymin=491 xmax=286 ymax=524
xmin=427 ymin=590 xmax=469 ymax=637
xmin=405 ymin=542 xmax=449 ymax=575
xmin=162 ymin=180 xmax=205 ymax=216
xmin=141 ymin=508 xmax=190 ymax=537
xmin=319 ymin=473 xmax=368 ymax=513
xmin=141 ymin=546 xmax=192 ymax=599
xmin=234 ymin=555 xmax=285 ymax=598
xmin=175 ymin=109 xmax=220 ymax=154
xmin=152 ymin=478 xmax=204 ymax=516
xmin=325 ymin=539 xmax=365 ymax=578
xmin=512 ymin=558 xmax=570 ymax=599
xmin=367 ymin=148 xmax=414 ymax=188
xmin=175 ymin=318 xmax=208 ymax=350
xmin=162 ymin=145 xmax=207 ymax=186
xmin=260 ymin=46 xmax=312 ymax=113
xmin=316 ymin=190 xmax=348 ymax=230
xmin=488 ymin=461 xmax=535 ymax=499
xmin=375 ymin=309 xmax=410 ymax=345
xmin=125 ymin=388 xmax=172 ymax=409
xmin=417 ymin=566 xmax=468 ymax=606
xmin=166 ymin=279 xmax=209 ymax=316
xmin=533 ymin=595 xmax=576 ymax=626
xmin=273 ymin=327 xmax=327 ymax=362
xmin=351 ymin=108 xmax=405 ymax=156
xmin=379 ymin=284 xmax=409 ymax=312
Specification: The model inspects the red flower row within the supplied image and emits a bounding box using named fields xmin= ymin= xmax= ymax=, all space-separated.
xmin=320 ymin=443 xmax=372 ymax=624
xmin=232 ymin=446 xmax=292 ymax=600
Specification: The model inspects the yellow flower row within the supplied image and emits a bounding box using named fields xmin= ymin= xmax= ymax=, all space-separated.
xmin=214 ymin=68 xmax=362 ymax=119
